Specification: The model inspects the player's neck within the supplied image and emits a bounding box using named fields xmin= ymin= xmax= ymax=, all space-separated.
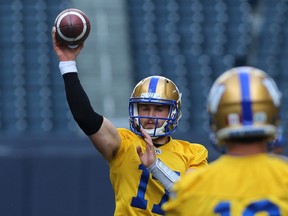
xmin=226 ymin=142 xmax=267 ymax=156
xmin=153 ymin=136 xmax=170 ymax=147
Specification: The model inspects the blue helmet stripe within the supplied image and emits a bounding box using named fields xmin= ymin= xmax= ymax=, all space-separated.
xmin=239 ymin=70 xmax=253 ymax=125
xmin=148 ymin=77 xmax=159 ymax=93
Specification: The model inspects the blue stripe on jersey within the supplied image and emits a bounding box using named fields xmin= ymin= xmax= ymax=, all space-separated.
xmin=148 ymin=77 xmax=159 ymax=93
xmin=239 ymin=70 xmax=253 ymax=125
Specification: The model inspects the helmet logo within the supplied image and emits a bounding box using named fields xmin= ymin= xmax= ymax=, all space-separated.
xmin=254 ymin=112 xmax=267 ymax=123
xmin=141 ymin=92 xmax=161 ymax=99
xmin=227 ymin=113 xmax=240 ymax=126
xmin=226 ymin=112 xmax=267 ymax=126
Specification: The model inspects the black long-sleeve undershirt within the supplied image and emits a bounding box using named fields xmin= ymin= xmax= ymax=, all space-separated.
xmin=63 ymin=73 xmax=103 ymax=135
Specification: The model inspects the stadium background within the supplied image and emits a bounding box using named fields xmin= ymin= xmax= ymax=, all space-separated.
xmin=0 ymin=0 xmax=287 ymax=215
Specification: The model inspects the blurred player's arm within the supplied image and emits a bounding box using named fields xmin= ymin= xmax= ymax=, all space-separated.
xmin=52 ymin=28 xmax=120 ymax=162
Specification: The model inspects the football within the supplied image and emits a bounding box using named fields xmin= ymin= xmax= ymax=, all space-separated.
xmin=54 ymin=8 xmax=91 ymax=48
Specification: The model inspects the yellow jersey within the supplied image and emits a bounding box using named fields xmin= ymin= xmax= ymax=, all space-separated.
xmin=163 ymin=153 xmax=288 ymax=216
xmin=109 ymin=128 xmax=208 ymax=216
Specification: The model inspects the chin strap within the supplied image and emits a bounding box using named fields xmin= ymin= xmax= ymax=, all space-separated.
xmin=147 ymin=158 xmax=180 ymax=191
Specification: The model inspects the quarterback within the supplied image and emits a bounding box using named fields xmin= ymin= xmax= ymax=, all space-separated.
xmin=163 ymin=66 xmax=288 ymax=215
xmin=51 ymin=28 xmax=208 ymax=215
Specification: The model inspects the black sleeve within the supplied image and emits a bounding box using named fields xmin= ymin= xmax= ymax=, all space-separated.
xmin=62 ymin=73 xmax=104 ymax=135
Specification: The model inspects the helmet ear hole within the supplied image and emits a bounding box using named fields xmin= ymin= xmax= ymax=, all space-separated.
xmin=129 ymin=76 xmax=182 ymax=137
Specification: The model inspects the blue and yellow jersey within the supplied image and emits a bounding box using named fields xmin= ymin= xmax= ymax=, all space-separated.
xmin=163 ymin=154 xmax=288 ymax=216
xmin=109 ymin=128 xmax=208 ymax=216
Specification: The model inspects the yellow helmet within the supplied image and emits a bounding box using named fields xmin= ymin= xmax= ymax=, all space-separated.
xmin=129 ymin=75 xmax=182 ymax=138
xmin=207 ymin=66 xmax=282 ymax=146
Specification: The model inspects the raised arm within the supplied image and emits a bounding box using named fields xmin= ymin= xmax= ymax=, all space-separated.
xmin=51 ymin=27 xmax=120 ymax=162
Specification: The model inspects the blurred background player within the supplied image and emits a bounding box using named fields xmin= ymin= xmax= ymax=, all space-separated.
xmin=163 ymin=66 xmax=288 ymax=216
xmin=51 ymin=28 xmax=208 ymax=215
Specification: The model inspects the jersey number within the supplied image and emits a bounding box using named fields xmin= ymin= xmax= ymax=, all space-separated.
xmin=130 ymin=164 xmax=168 ymax=215
xmin=214 ymin=200 xmax=280 ymax=216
